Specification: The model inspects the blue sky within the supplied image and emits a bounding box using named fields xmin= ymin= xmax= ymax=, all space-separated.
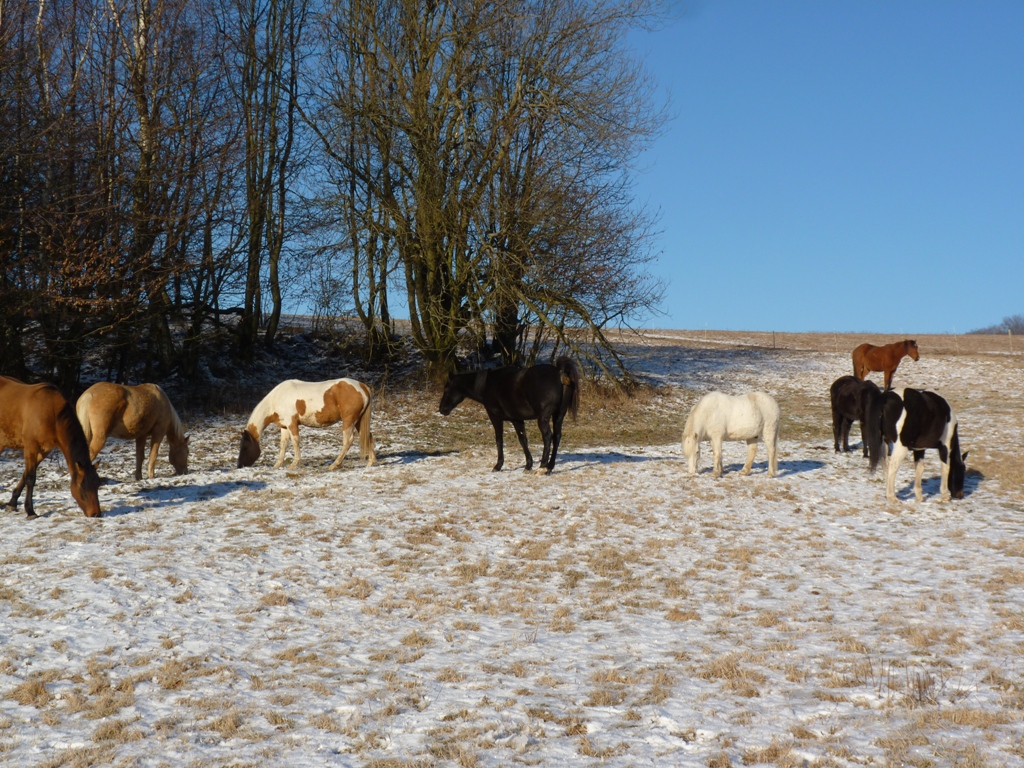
xmin=632 ymin=1 xmax=1024 ymax=333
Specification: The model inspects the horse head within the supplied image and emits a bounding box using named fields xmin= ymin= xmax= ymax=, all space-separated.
xmin=238 ymin=428 xmax=261 ymax=468
xmin=681 ymin=430 xmax=700 ymax=475
xmin=170 ymin=435 xmax=189 ymax=475
xmin=949 ymin=450 xmax=969 ymax=500
xmin=906 ymin=340 xmax=920 ymax=361
xmin=438 ymin=375 xmax=466 ymax=416
xmin=70 ymin=460 xmax=102 ymax=518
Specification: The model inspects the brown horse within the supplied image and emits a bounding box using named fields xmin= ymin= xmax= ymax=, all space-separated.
xmin=0 ymin=376 xmax=102 ymax=518
xmin=76 ymin=382 xmax=189 ymax=480
xmin=852 ymin=339 xmax=919 ymax=391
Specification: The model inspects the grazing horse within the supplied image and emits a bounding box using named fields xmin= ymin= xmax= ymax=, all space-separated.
xmin=682 ymin=391 xmax=780 ymax=478
xmin=852 ymin=339 xmax=919 ymax=391
xmin=76 ymin=382 xmax=189 ymax=481
xmin=865 ymin=387 xmax=967 ymax=502
xmin=238 ymin=378 xmax=376 ymax=470
xmin=0 ymin=376 xmax=102 ymax=518
xmin=829 ymin=375 xmax=883 ymax=455
xmin=438 ymin=357 xmax=580 ymax=474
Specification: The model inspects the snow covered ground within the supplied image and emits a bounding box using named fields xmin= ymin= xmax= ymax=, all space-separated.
xmin=2 ymin=337 xmax=1023 ymax=767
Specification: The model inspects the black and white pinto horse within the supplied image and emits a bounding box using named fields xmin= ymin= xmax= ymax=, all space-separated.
xmin=438 ymin=357 xmax=581 ymax=474
xmin=865 ymin=387 xmax=967 ymax=502
xmin=829 ymin=375 xmax=883 ymax=455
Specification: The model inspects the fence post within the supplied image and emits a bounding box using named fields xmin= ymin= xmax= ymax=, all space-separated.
xmin=1010 ymin=328 xmax=1014 ymax=354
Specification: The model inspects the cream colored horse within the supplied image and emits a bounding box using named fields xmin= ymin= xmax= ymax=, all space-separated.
xmin=682 ymin=391 xmax=780 ymax=478
xmin=76 ymin=383 xmax=188 ymax=480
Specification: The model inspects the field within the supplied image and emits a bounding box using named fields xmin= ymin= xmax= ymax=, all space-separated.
xmin=2 ymin=331 xmax=1023 ymax=767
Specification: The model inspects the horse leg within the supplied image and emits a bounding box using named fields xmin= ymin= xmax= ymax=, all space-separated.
xmin=512 ymin=420 xmax=533 ymax=471
xmin=546 ymin=411 xmax=567 ymax=474
xmin=274 ymin=427 xmax=289 ymax=469
xmin=938 ymin=449 xmax=951 ymax=502
xmin=537 ymin=417 xmax=553 ymax=469
xmin=859 ymin=419 xmax=869 ymax=457
xmin=740 ymin=439 xmax=757 ymax=476
xmin=7 ymin=448 xmax=41 ymax=517
xmin=766 ymin=430 xmax=779 ymax=477
xmin=288 ymin=424 xmax=302 ymax=468
xmin=832 ymin=409 xmax=842 ymax=453
xmin=489 ymin=414 xmax=506 ymax=472
xmin=884 ymin=364 xmax=897 ymax=391
xmin=912 ymin=450 xmax=926 ymax=502
xmin=886 ymin=442 xmax=909 ymax=502
xmin=87 ymin=430 xmax=106 ymax=463
xmin=329 ymin=424 xmax=355 ymax=470
xmin=22 ymin=465 xmax=39 ymax=518
xmin=5 ymin=467 xmax=30 ymax=512
xmin=147 ymin=433 xmax=165 ymax=480
xmin=134 ymin=437 xmax=146 ymax=481
xmin=711 ymin=436 xmax=724 ymax=478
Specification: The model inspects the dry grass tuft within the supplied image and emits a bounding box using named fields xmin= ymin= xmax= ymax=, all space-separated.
xmin=92 ymin=717 xmax=144 ymax=743
xmin=10 ymin=678 xmax=51 ymax=708
xmin=740 ymin=738 xmax=795 ymax=766
xmin=259 ymin=590 xmax=291 ymax=607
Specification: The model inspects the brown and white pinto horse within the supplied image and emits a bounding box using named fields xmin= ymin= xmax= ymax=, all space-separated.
xmin=0 ymin=376 xmax=102 ymax=518
xmin=238 ymin=378 xmax=376 ymax=470
xmin=852 ymin=339 xmax=919 ymax=391
xmin=76 ymin=382 xmax=189 ymax=481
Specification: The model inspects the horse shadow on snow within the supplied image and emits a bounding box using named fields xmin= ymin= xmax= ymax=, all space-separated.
xmin=101 ymin=479 xmax=268 ymax=517
xmin=893 ymin=467 xmax=985 ymax=501
xmin=687 ymin=459 xmax=826 ymax=478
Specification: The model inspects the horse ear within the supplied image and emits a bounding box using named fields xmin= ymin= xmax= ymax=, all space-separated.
xmin=961 ymin=451 xmax=969 ymax=462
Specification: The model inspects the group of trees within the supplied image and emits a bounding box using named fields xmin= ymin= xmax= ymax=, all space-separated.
xmin=970 ymin=314 xmax=1024 ymax=335
xmin=1 ymin=0 xmax=666 ymax=392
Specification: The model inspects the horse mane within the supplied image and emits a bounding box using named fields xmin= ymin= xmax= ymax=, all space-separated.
xmin=161 ymin=387 xmax=185 ymax=443
xmin=55 ymin=398 xmax=94 ymax=468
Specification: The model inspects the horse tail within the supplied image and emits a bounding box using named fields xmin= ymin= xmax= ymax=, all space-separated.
xmin=75 ymin=390 xmax=94 ymax=444
xmin=864 ymin=387 xmax=885 ymax=473
xmin=358 ymin=396 xmax=375 ymax=461
xmin=556 ymin=356 xmax=580 ymax=421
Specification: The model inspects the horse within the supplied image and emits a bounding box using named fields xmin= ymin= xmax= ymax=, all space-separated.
xmin=238 ymin=378 xmax=376 ymax=470
xmin=864 ymin=387 xmax=967 ymax=503
xmin=76 ymin=382 xmax=189 ymax=481
xmin=438 ymin=357 xmax=580 ymax=474
xmin=681 ymin=391 xmax=779 ymax=478
xmin=829 ymin=375 xmax=883 ymax=455
xmin=0 ymin=376 xmax=102 ymax=518
xmin=852 ymin=339 xmax=919 ymax=391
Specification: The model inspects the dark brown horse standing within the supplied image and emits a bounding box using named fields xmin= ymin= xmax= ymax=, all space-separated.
xmin=438 ymin=357 xmax=580 ymax=474
xmin=852 ymin=339 xmax=919 ymax=391
xmin=0 ymin=377 xmax=102 ymax=518
xmin=829 ymin=375 xmax=883 ymax=455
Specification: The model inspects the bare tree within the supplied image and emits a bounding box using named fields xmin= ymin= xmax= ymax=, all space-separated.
xmin=309 ymin=0 xmax=666 ymax=380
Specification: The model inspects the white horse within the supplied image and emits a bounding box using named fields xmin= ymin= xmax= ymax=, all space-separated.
xmin=682 ymin=391 xmax=780 ymax=478
xmin=237 ymin=378 xmax=376 ymax=470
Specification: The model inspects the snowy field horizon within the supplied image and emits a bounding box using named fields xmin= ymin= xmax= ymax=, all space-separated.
xmin=2 ymin=330 xmax=1023 ymax=767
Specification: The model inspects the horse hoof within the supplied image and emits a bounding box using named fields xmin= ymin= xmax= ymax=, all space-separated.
xmin=25 ymin=512 xmax=38 ymax=520
xmin=4 ymin=504 xmax=16 ymax=513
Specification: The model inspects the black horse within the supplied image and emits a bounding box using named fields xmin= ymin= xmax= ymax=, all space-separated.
xmin=829 ymin=375 xmax=883 ymax=455
xmin=864 ymin=387 xmax=968 ymax=502
xmin=438 ymin=357 xmax=581 ymax=474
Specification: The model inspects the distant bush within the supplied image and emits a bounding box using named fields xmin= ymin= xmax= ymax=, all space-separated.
xmin=969 ymin=314 xmax=1024 ymax=334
